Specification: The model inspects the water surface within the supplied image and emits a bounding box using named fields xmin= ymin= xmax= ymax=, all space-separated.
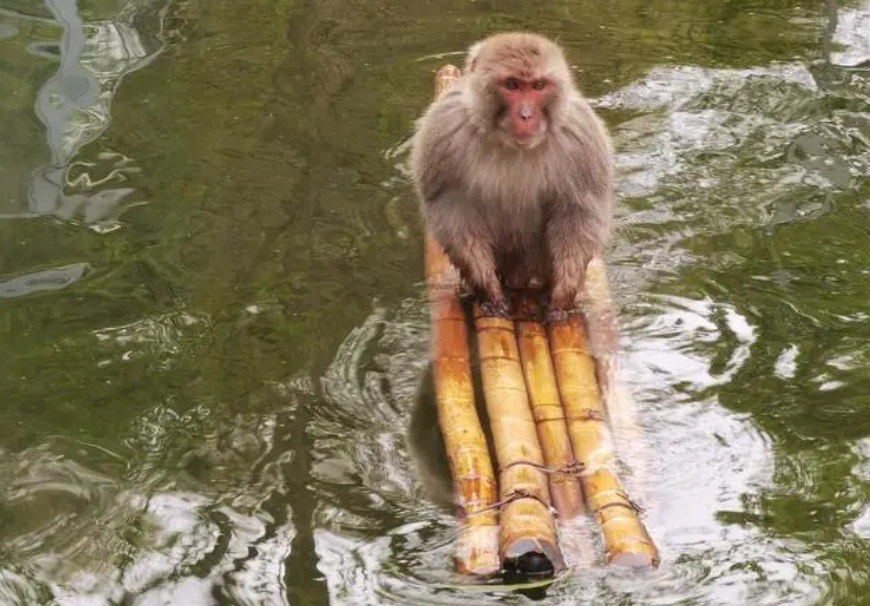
xmin=2 ymin=0 xmax=870 ymax=604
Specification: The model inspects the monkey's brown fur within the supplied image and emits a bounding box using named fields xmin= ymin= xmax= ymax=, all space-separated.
xmin=410 ymin=32 xmax=613 ymax=318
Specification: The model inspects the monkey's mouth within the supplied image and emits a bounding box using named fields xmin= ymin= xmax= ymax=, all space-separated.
xmin=496 ymin=110 xmax=543 ymax=149
xmin=510 ymin=132 xmax=544 ymax=150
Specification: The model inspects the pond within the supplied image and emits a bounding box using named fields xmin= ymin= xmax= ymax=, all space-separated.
xmin=2 ymin=0 xmax=870 ymax=604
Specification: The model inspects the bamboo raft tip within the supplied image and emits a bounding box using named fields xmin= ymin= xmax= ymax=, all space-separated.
xmin=501 ymin=536 xmax=565 ymax=581
xmin=456 ymin=526 xmax=501 ymax=577
xmin=610 ymin=550 xmax=658 ymax=570
xmin=436 ymin=64 xmax=462 ymax=82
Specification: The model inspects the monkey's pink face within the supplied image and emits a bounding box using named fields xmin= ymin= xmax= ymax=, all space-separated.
xmin=497 ymin=76 xmax=553 ymax=149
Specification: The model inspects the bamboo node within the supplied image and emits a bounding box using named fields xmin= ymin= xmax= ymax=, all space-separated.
xmin=499 ymin=459 xmax=585 ymax=476
xmin=500 ymin=488 xmax=553 ymax=513
xmin=464 ymin=487 xmax=555 ymax=518
xmin=455 ymin=505 xmax=499 ymax=521
xmin=593 ymin=491 xmax=645 ymax=515
xmin=565 ymin=407 xmax=606 ymax=422
xmin=557 ymin=460 xmax=586 ymax=475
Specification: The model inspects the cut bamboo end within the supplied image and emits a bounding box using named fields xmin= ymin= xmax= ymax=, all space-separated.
xmin=548 ymin=314 xmax=659 ymax=569
xmin=499 ymin=501 xmax=563 ymax=581
xmin=435 ymin=64 xmax=462 ymax=97
xmin=513 ymin=293 xmax=585 ymax=521
xmin=473 ymin=304 xmax=565 ymax=579
xmin=456 ymin=524 xmax=501 ymax=577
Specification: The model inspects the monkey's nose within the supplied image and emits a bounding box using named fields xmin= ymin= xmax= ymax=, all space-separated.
xmin=519 ymin=103 xmax=533 ymax=120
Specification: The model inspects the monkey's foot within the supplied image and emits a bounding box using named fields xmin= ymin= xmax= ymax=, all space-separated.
xmin=544 ymin=305 xmax=579 ymax=324
xmin=478 ymin=299 xmax=511 ymax=319
xmin=502 ymin=551 xmax=555 ymax=583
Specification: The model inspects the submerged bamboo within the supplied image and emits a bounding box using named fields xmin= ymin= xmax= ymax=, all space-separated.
xmin=583 ymin=258 xmax=650 ymax=502
xmin=548 ymin=313 xmax=659 ymax=568
xmin=424 ymin=65 xmax=499 ymax=577
xmin=583 ymin=258 xmax=639 ymax=437
xmin=473 ymin=302 xmax=565 ymax=578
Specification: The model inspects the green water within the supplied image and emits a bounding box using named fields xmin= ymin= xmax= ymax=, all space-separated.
xmin=2 ymin=0 xmax=870 ymax=603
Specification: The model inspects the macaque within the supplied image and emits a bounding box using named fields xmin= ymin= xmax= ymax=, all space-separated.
xmin=410 ymin=32 xmax=613 ymax=319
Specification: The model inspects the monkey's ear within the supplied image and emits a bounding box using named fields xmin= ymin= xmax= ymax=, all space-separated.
xmin=465 ymin=40 xmax=483 ymax=72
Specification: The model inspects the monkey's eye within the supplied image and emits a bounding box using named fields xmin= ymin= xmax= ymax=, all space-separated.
xmin=504 ymin=78 xmax=520 ymax=91
xmin=532 ymin=79 xmax=546 ymax=91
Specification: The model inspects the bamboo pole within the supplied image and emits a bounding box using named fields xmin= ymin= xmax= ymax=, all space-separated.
xmin=584 ymin=258 xmax=639 ymax=437
xmin=583 ymin=258 xmax=650 ymax=503
xmin=548 ymin=313 xmax=659 ymax=568
xmin=424 ymin=65 xmax=499 ymax=578
xmin=473 ymin=302 xmax=565 ymax=578
xmin=513 ymin=294 xmax=584 ymax=520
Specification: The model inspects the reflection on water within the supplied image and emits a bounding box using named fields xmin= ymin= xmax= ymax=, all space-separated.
xmin=829 ymin=0 xmax=870 ymax=67
xmin=0 ymin=263 xmax=89 ymax=298
xmin=2 ymin=0 xmax=870 ymax=604
xmin=7 ymin=0 xmax=164 ymax=227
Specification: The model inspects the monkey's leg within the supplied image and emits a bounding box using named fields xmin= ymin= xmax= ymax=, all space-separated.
xmin=504 ymin=259 xmax=545 ymax=292
xmin=442 ymin=238 xmax=509 ymax=318
xmin=546 ymin=203 xmax=598 ymax=322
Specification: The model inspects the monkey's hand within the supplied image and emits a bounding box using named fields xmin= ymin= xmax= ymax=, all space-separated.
xmin=457 ymin=280 xmax=510 ymax=318
xmin=546 ymin=279 xmax=582 ymax=323
xmin=467 ymin=271 xmax=509 ymax=318
xmin=478 ymin=295 xmax=511 ymax=319
xmin=437 ymin=227 xmax=509 ymax=318
xmin=455 ymin=255 xmax=510 ymax=318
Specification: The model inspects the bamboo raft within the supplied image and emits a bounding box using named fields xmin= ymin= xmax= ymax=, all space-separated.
xmin=423 ymin=65 xmax=658 ymax=582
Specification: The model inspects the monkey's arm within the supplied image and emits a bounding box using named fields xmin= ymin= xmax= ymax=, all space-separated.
xmin=425 ymin=189 xmax=507 ymax=314
xmin=546 ymin=199 xmax=604 ymax=314
xmin=547 ymin=103 xmax=614 ymax=315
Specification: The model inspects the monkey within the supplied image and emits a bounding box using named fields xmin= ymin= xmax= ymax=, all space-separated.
xmin=410 ymin=32 xmax=614 ymax=320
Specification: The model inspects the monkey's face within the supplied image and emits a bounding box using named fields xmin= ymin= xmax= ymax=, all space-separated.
xmin=466 ymin=33 xmax=568 ymax=150
xmin=493 ymin=74 xmax=554 ymax=149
